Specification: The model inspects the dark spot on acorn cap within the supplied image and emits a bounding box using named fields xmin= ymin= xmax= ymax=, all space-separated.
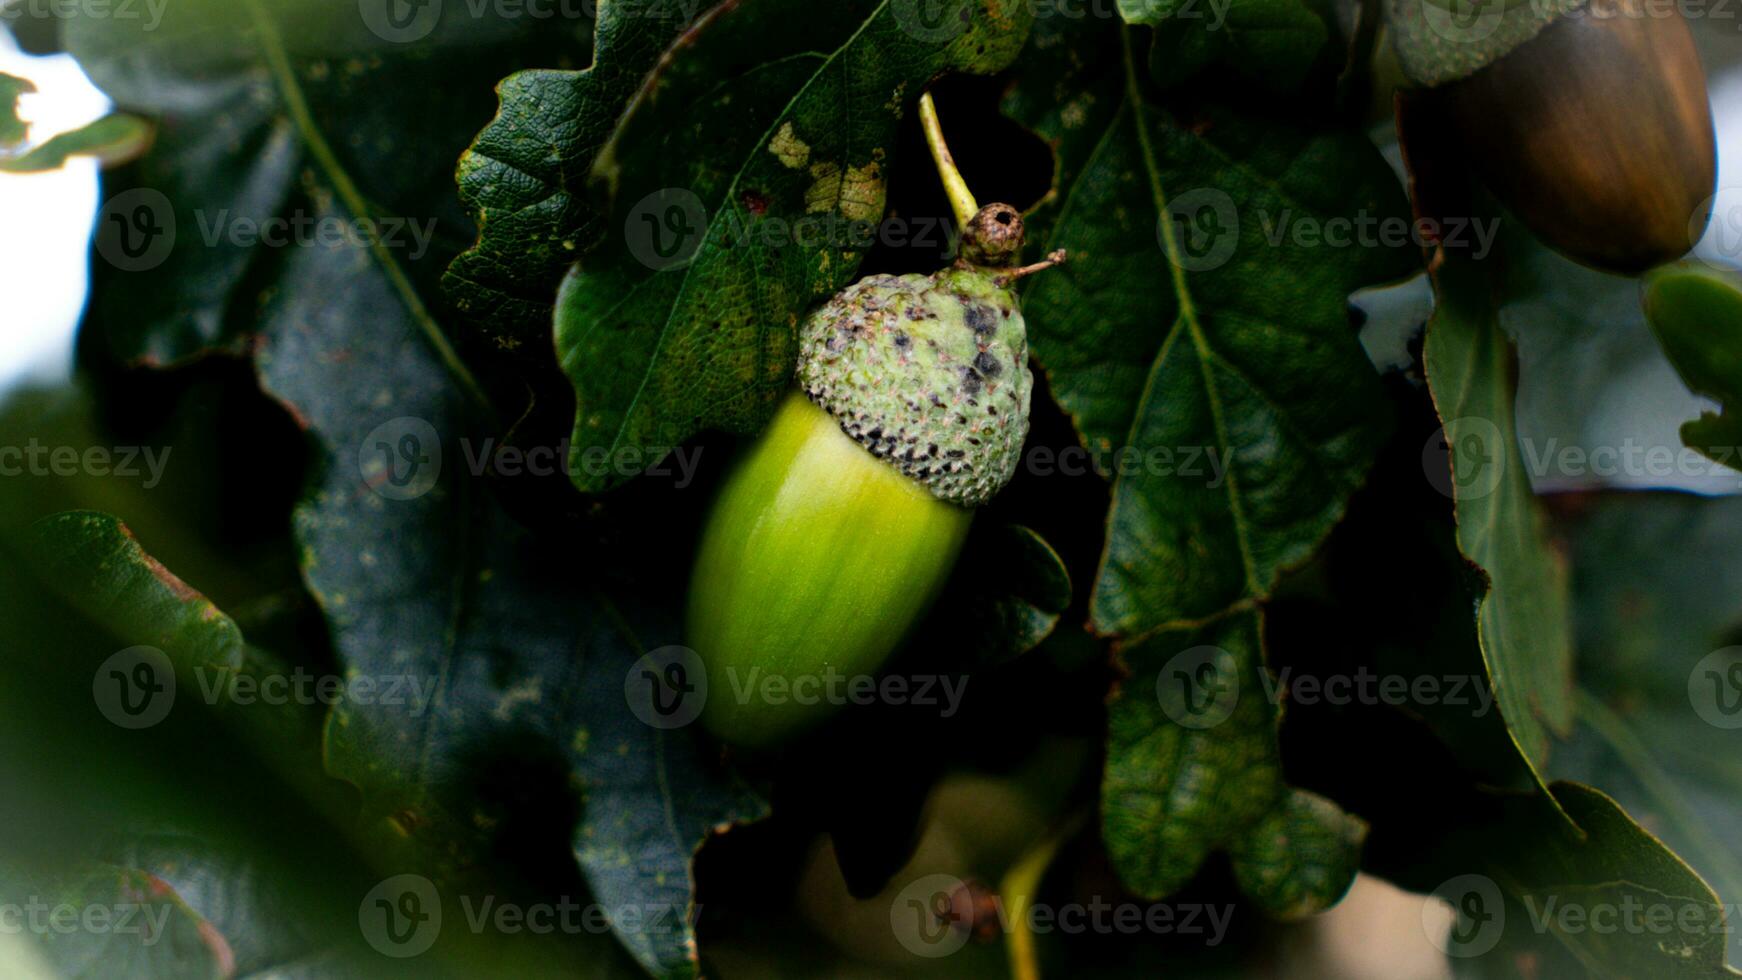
xmin=961 ymin=369 xmax=983 ymax=397
xmin=964 ymin=305 xmax=995 ymax=335
xmin=894 ymin=332 xmax=911 ymax=348
xmin=973 ymin=351 xmax=1001 ymax=376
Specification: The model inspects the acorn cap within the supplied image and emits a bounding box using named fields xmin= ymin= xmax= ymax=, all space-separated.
xmin=796 ymin=206 xmax=1034 ymax=507
xmin=1387 ymin=0 xmax=1586 ymax=87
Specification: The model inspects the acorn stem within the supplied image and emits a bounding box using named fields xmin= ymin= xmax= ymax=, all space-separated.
xmin=997 ymin=249 xmax=1068 ymax=286
xmin=919 ymin=91 xmax=979 ymax=232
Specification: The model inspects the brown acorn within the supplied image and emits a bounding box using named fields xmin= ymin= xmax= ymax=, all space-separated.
xmin=1435 ymin=6 xmax=1716 ymax=275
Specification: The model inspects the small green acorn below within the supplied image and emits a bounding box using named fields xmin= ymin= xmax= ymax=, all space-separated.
xmin=688 ymin=191 xmax=1066 ymax=746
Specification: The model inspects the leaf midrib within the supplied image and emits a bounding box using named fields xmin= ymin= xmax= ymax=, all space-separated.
xmin=240 ymin=0 xmax=490 ymax=415
xmin=592 ymin=0 xmax=892 ymax=464
xmin=1118 ymin=25 xmax=1263 ymax=606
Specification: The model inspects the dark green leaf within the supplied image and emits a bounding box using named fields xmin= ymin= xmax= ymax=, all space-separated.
xmin=1015 ymin=17 xmax=1410 ymax=907
xmin=1552 ymin=492 xmax=1742 ymax=964
xmin=553 ymin=0 xmax=1033 ymax=492
xmin=1441 ymin=783 xmax=1736 ymax=977
xmin=928 ymin=524 xmax=1072 ymax=669
xmin=1226 ymin=789 xmax=1365 ymax=920
xmin=444 ymin=0 xmax=700 ymax=350
xmin=1645 ymin=266 xmax=1742 ymax=469
xmin=1102 ymin=609 xmax=1284 ymax=897
xmin=67 ymin=0 xmax=573 ymax=365
xmin=1120 ymin=0 xmax=1329 ymax=91
xmin=1421 ymin=251 xmax=1576 ymax=781
xmin=252 ymin=177 xmax=763 ymax=977
xmin=22 ymin=510 xmax=328 ymax=784
xmin=1005 ymin=18 xmax=1416 ymax=636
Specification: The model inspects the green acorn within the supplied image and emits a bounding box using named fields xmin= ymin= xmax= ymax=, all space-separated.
xmin=688 ymin=96 xmax=1065 ymax=746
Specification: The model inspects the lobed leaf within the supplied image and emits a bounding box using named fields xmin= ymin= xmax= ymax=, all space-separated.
xmin=552 ymin=0 xmax=1033 ymax=492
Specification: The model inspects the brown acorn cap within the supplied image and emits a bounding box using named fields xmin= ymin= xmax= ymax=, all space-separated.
xmin=1437 ymin=7 xmax=1716 ymax=276
xmin=960 ymin=203 xmax=1025 ymax=267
